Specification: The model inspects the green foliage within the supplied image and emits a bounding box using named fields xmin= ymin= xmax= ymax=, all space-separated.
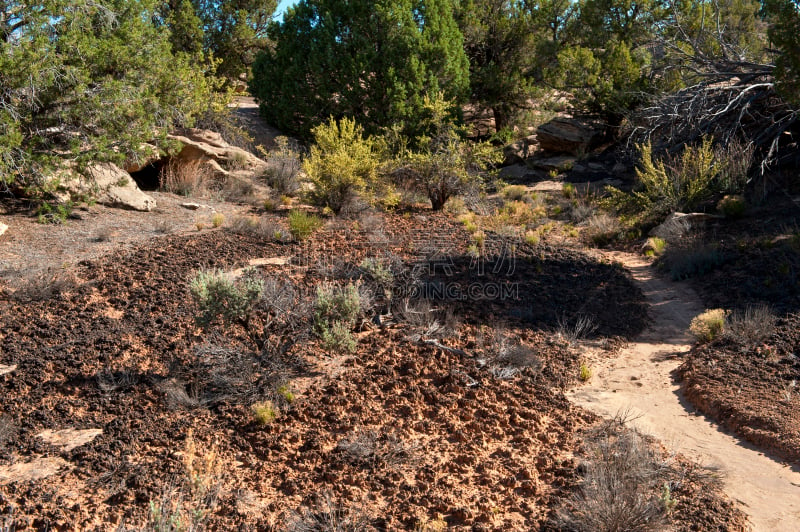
xmin=360 ymin=258 xmax=395 ymax=290
xmin=765 ymin=0 xmax=800 ymax=106
xmin=608 ymin=139 xmax=725 ymax=222
xmin=313 ymin=284 xmax=362 ymax=333
xmin=579 ymin=362 xmax=593 ymax=382
xmin=314 ymin=283 xmax=362 ymax=354
xmin=195 ymin=0 xmax=277 ymax=80
xmin=302 ymin=118 xmax=386 ymax=213
xmin=287 ymin=210 xmax=323 ymax=241
xmin=455 ymin=0 xmax=536 ymax=131
xmin=320 ymin=321 xmax=358 ymax=354
xmin=0 ymin=0 xmax=225 ymax=192
xmin=400 ymin=93 xmax=501 ymax=210
xmin=189 ymin=269 xmax=264 ymax=327
xmin=690 ymin=309 xmax=728 ymax=343
xmin=250 ymin=0 xmax=469 ymax=138
xmin=36 ymin=201 xmax=73 ymax=225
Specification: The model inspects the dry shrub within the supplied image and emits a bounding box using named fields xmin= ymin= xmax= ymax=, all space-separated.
xmin=585 ymin=213 xmax=621 ymax=247
xmin=285 ymin=491 xmax=374 ymax=532
xmin=139 ymin=431 xmax=222 ymax=532
xmin=10 ymin=268 xmax=78 ymax=302
xmin=555 ymin=417 xmax=668 ymax=532
xmin=228 ymin=215 xmax=288 ymax=241
xmin=335 ymin=427 xmax=418 ymax=469
xmin=0 ymin=416 xmax=15 ymax=449
xmin=724 ymin=304 xmax=777 ymax=347
xmin=159 ymin=158 xmax=212 ymax=196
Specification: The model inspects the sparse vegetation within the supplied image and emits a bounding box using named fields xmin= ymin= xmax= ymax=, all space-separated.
xmin=251 ymin=400 xmax=279 ymax=425
xmin=555 ymin=419 xmax=668 ymax=532
xmin=288 ymin=210 xmax=323 ymax=241
xmin=690 ymin=309 xmax=728 ymax=343
xmin=189 ymin=269 xmax=264 ymax=328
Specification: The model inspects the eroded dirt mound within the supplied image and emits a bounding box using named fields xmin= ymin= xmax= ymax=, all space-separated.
xmin=679 ymin=313 xmax=800 ymax=463
xmin=0 ymin=212 xmax=741 ymax=530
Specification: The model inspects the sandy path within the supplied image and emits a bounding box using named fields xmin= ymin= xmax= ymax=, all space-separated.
xmin=568 ymin=251 xmax=800 ymax=531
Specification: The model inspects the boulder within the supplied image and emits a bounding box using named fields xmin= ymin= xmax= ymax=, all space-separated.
xmin=649 ymin=212 xmax=722 ymax=239
xmin=82 ymin=162 xmax=157 ymax=212
xmin=501 ymin=135 xmax=538 ymax=166
xmin=168 ymin=128 xmax=267 ymax=178
xmin=536 ymin=118 xmax=604 ymax=155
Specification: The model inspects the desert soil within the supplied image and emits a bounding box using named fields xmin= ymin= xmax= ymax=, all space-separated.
xmin=568 ymin=251 xmax=800 ymax=531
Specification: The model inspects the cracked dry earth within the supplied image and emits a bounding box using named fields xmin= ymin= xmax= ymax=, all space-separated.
xmin=568 ymin=251 xmax=800 ymax=531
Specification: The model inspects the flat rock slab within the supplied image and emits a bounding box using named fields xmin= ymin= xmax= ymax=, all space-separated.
xmin=36 ymin=428 xmax=102 ymax=452
xmin=0 ymin=365 xmax=16 ymax=376
xmin=248 ymin=257 xmax=291 ymax=267
xmin=0 ymin=456 xmax=70 ymax=485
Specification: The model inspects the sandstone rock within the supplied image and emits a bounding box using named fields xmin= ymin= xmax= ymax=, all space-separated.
xmin=0 ymin=457 xmax=70 ymax=485
xmin=123 ymin=144 xmax=161 ymax=173
xmin=0 ymin=222 xmax=7 ymax=238
xmin=649 ymin=212 xmax=722 ymax=239
xmin=499 ymin=164 xmax=536 ymax=180
xmin=83 ymin=162 xmax=156 ymax=212
xmin=181 ymin=202 xmax=203 ymax=210
xmin=0 ymin=364 xmax=15 ymax=376
xmin=536 ymin=118 xmax=604 ymax=155
xmin=36 ymin=428 xmax=102 ymax=452
xmin=502 ymin=136 xmax=538 ymax=166
xmin=168 ymin=128 xmax=267 ymax=178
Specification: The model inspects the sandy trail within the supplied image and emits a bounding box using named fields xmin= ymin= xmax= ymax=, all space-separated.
xmin=568 ymin=251 xmax=800 ymax=531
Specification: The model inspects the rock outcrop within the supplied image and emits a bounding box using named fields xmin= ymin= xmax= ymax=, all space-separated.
xmin=502 ymin=135 xmax=538 ymax=166
xmin=536 ymin=118 xmax=604 ymax=155
xmin=168 ymin=129 xmax=267 ymax=178
xmin=82 ymin=162 xmax=157 ymax=212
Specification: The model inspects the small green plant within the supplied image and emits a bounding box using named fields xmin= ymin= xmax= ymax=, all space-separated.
xmin=579 ymin=363 xmax=593 ymax=382
xmin=189 ymin=269 xmax=264 ymax=328
xmin=563 ymin=182 xmax=577 ymax=199
xmin=524 ymin=229 xmax=541 ymax=246
xmin=717 ymin=194 xmax=746 ymax=218
xmin=36 ymin=201 xmax=73 ymax=224
xmin=689 ymin=309 xmax=728 ymax=343
xmin=314 ymin=283 xmax=362 ymax=334
xmin=211 ymin=212 xmax=224 ymax=228
xmin=360 ymin=258 xmax=394 ymax=289
xmin=288 ymin=209 xmax=323 ymax=241
xmin=263 ymin=197 xmax=277 ymax=211
xmin=320 ymin=320 xmax=358 ymax=354
xmin=251 ymin=400 xmax=279 ymax=425
xmin=277 ymin=384 xmax=296 ymax=404
xmin=660 ymin=483 xmax=677 ymax=513
xmin=643 ymin=236 xmax=667 ymax=257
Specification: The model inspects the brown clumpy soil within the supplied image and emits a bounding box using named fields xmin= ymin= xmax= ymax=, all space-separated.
xmin=0 ymin=210 xmax=745 ymax=529
xmin=679 ymin=313 xmax=800 ymax=463
xmin=666 ymin=194 xmax=800 ymax=465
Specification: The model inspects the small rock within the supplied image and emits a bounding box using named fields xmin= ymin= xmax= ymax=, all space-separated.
xmin=0 ymin=457 xmax=70 ymax=485
xmin=36 ymin=428 xmax=103 ymax=452
xmin=181 ymin=202 xmax=202 ymax=210
xmin=0 ymin=222 xmax=7 ymax=237
xmin=0 ymin=365 xmax=16 ymax=376
xmin=588 ymin=162 xmax=605 ymax=171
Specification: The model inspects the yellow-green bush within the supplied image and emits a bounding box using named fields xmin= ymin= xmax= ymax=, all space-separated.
xmin=689 ymin=309 xmax=728 ymax=343
xmin=303 ymin=117 xmax=387 ymax=213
